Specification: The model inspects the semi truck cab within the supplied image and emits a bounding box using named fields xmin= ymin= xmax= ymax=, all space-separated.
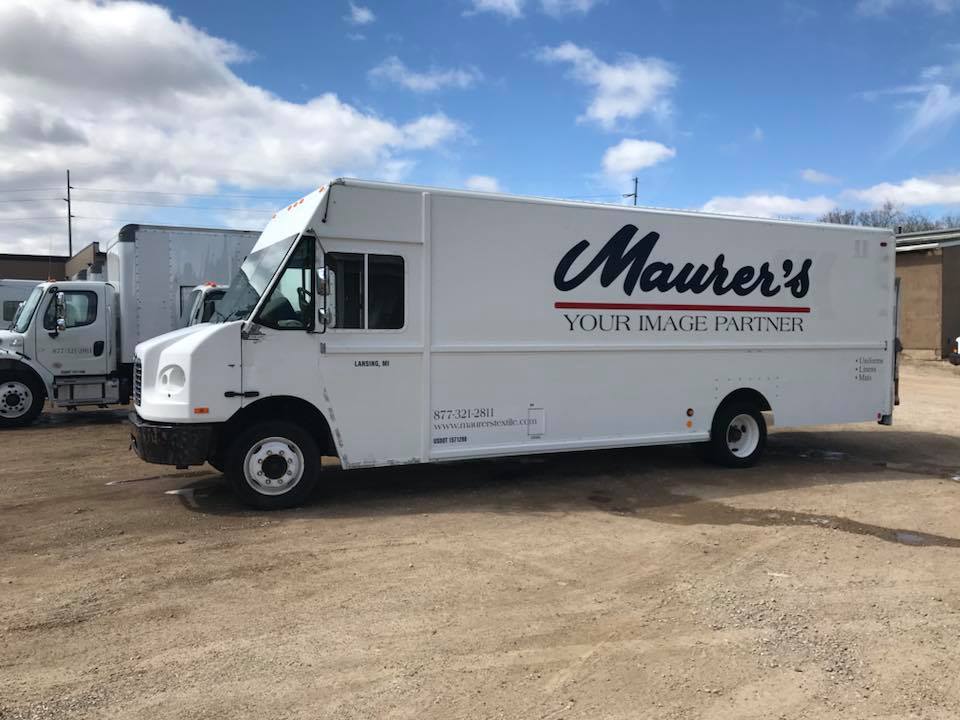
xmin=179 ymin=282 xmax=229 ymax=328
xmin=0 ymin=281 xmax=125 ymax=426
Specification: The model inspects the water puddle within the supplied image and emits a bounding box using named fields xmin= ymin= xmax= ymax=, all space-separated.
xmin=164 ymin=483 xmax=222 ymax=509
xmin=588 ymin=489 xmax=960 ymax=548
xmin=106 ymin=470 xmax=215 ymax=486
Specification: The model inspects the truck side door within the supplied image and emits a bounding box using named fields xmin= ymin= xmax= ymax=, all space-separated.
xmin=34 ymin=287 xmax=110 ymax=377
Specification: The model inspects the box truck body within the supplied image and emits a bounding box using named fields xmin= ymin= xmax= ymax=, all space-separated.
xmin=0 ymin=225 xmax=258 ymax=425
xmin=129 ymin=180 xmax=897 ymax=508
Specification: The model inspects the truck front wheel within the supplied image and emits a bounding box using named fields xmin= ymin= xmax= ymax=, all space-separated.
xmin=0 ymin=372 xmax=45 ymax=428
xmin=707 ymin=402 xmax=767 ymax=468
xmin=225 ymin=420 xmax=320 ymax=510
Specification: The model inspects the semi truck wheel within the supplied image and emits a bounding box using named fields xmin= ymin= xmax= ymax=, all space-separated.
xmin=708 ymin=402 xmax=766 ymax=468
xmin=0 ymin=372 xmax=45 ymax=428
xmin=225 ymin=420 xmax=320 ymax=509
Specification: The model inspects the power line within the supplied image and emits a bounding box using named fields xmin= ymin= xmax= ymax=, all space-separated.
xmin=623 ymin=177 xmax=638 ymax=206
xmin=73 ymin=198 xmax=275 ymax=212
xmin=65 ymin=169 xmax=73 ymax=256
xmin=0 ymin=198 xmax=61 ymax=203
xmin=0 ymin=187 xmax=61 ymax=194
xmin=0 ymin=215 xmax=67 ymax=223
xmin=76 ymin=186 xmax=298 ymax=200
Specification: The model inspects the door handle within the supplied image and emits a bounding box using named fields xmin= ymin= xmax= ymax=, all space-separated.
xmin=93 ymin=341 xmax=104 ymax=357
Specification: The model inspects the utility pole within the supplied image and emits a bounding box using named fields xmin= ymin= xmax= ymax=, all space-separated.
xmin=64 ymin=169 xmax=74 ymax=257
xmin=622 ymin=176 xmax=638 ymax=206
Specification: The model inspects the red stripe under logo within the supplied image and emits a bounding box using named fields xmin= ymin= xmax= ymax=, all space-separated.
xmin=555 ymin=301 xmax=810 ymax=314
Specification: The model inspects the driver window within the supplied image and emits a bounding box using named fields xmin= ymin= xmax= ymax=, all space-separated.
xmin=257 ymin=237 xmax=315 ymax=330
xmin=42 ymin=291 xmax=98 ymax=330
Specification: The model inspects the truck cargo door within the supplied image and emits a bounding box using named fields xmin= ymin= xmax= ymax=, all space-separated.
xmin=34 ymin=286 xmax=110 ymax=378
xmin=893 ymin=277 xmax=901 ymax=407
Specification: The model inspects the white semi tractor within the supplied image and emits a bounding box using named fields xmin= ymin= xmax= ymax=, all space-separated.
xmin=130 ymin=180 xmax=898 ymax=509
xmin=0 ymin=224 xmax=258 ymax=426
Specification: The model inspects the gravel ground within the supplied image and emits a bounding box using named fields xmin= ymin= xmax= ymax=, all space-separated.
xmin=3 ymin=361 xmax=960 ymax=719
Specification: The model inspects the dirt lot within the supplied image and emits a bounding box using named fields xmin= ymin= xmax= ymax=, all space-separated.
xmin=3 ymin=363 xmax=960 ymax=719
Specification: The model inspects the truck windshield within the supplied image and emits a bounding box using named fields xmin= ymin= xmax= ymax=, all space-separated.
xmin=11 ymin=286 xmax=43 ymax=333
xmin=213 ymin=235 xmax=298 ymax=323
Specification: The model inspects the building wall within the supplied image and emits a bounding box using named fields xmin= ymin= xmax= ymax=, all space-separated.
xmin=0 ymin=254 xmax=67 ymax=281
xmin=896 ymin=250 xmax=942 ymax=359
xmin=941 ymin=246 xmax=960 ymax=357
xmin=65 ymin=242 xmax=105 ymax=280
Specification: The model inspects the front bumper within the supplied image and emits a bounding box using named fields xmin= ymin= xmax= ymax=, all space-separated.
xmin=128 ymin=411 xmax=214 ymax=468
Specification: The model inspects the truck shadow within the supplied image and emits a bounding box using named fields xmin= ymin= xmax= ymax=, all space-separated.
xmin=31 ymin=407 xmax=129 ymax=428
xmin=175 ymin=428 xmax=960 ymax=547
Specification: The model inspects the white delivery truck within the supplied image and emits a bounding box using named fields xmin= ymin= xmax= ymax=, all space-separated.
xmin=0 ymin=224 xmax=258 ymax=426
xmin=1 ymin=279 xmax=42 ymax=325
xmin=129 ymin=180 xmax=898 ymax=509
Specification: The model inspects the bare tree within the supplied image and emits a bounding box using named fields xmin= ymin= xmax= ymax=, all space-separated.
xmin=818 ymin=200 xmax=958 ymax=233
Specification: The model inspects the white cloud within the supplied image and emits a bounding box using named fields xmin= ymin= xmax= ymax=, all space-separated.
xmin=400 ymin=114 xmax=464 ymax=149
xmin=601 ymin=139 xmax=675 ymax=177
xmin=861 ymin=50 xmax=960 ymax=146
xmin=540 ymin=0 xmax=602 ymax=16
xmin=857 ymin=0 xmax=959 ymax=14
xmin=465 ymin=175 xmax=502 ymax=192
xmin=467 ymin=0 xmax=524 ymax=18
xmin=0 ymin=0 xmax=462 ymax=254
xmin=345 ymin=2 xmax=375 ymax=25
xmin=537 ymin=42 xmax=676 ymax=129
xmin=369 ymin=57 xmax=481 ymax=92
xmin=701 ymin=194 xmax=836 ymax=219
xmin=465 ymin=0 xmax=600 ymax=17
xmin=751 ymin=126 xmax=764 ymax=142
xmin=801 ymin=168 xmax=840 ymax=184
xmin=846 ymin=174 xmax=960 ymax=207
xmin=902 ymin=84 xmax=960 ymax=140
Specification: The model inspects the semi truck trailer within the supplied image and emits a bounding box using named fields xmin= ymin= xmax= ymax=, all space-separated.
xmin=129 ymin=180 xmax=898 ymax=509
xmin=0 ymin=224 xmax=258 ymax=426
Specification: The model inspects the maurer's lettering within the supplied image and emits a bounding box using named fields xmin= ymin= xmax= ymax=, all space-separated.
xmin=554 ymin=224 xmax=813 ymax=299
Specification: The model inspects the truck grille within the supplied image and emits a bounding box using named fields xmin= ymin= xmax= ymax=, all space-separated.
xmin=133 ymin=358 xmax=142 ymax=406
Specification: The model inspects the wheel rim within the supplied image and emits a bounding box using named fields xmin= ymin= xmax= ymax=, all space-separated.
xmin=0 ymin=380 xmax=32 ymax=419
xmin=242 ymin=437 xmax=305 ymax=496
xmin=726 ymin=413 xmax=760 ymax=458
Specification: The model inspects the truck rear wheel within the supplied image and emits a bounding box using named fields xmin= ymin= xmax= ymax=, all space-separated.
xmin=0 ymin=372 xmax=44 ymax=428
xmin=225 ymin=420 xmax=320 ymax=509
xmin=708 ymin=402 xmax=766 ymax=468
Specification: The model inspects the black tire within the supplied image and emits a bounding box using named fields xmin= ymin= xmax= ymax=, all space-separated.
xmin=707 ymin=402 xmax=767 ymax=468
xmin=225 ymin=420 xmax=320 ymax=510
xmin=0 ymin=371 xmax=45 ymax=428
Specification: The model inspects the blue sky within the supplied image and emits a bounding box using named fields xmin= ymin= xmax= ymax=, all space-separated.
xmin=0 ymin=0 xmax=959 ymax=253
xmin=166 ymin=0 xmax=960 ymax=205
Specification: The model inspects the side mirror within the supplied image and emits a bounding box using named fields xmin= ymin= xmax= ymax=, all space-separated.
xmin=318 ymin=307 xmax=330 ymax=327
xmin=50 ymin=292 xmax=66 ymax=336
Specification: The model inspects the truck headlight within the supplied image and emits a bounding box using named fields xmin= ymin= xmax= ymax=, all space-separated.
xmin=158 ymin=364 xmax=186 ymax=394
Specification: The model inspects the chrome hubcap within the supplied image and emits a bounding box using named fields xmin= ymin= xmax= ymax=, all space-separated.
xmin=242 ymin=437 xmax=304 ymax=496
xmin=0 ymin=381 xmax=32 ymax=419
xmin=726 ymin=413 xmax=760 ymax=458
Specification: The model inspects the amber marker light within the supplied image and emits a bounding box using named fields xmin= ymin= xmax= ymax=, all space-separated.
xmin=193 ymin=407 xmax=209 ymax=415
